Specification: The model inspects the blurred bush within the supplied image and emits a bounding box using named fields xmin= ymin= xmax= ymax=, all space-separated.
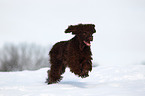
xmin=0 ymin=43 xmax=50 ymax=71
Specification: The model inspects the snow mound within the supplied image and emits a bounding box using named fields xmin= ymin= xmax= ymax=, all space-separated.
xmin=0 ymin=65 xmax=145 ymax=96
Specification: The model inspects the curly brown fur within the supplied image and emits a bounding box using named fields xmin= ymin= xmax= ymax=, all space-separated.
xmin=46 ymin=24 xmax=96 ymax=84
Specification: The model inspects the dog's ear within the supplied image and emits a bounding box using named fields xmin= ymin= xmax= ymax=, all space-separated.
xmin=65 ymin=25 xmax=77 ymax=34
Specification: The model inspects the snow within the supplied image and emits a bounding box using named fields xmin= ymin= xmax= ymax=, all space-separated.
xmin=0 ymin=65 xmax=145 ymax=96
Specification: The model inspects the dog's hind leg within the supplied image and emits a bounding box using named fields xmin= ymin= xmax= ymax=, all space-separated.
xmin=46 ymin=59 xmax=66 ymax=84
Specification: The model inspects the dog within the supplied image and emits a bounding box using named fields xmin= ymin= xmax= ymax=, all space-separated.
xmin=46 ymin=24 xmax=96 ymax=84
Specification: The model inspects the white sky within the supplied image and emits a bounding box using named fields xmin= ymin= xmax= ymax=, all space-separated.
xmin=0 ymin=0 xmax=145 ymax=65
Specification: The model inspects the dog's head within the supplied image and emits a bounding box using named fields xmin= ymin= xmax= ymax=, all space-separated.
xmin=65 ymin=24 xmax=96 ymax=46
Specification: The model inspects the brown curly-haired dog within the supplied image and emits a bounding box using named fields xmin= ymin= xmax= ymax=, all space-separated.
xmin=46 ymin=24 xmax=96 ymax=84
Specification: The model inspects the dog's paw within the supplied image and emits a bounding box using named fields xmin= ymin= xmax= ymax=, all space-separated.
xmin=45 ymin=78 xmax=50 ymax=84
xmin=80 ymin=70 xmax=89 ymax=78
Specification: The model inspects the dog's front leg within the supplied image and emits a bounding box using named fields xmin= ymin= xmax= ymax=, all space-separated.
xmin=80 ymin=60 xmax=92 ymax=78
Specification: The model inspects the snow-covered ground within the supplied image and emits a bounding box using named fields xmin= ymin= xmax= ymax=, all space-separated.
xmin=0 ymin=65 xmax=145 ymax=96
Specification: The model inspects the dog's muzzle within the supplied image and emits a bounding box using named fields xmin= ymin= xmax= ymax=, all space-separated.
xmin=83 ymin=36 xmax=93 ymax=46
xmin=88 ymin=36 xmax=93 ymax=41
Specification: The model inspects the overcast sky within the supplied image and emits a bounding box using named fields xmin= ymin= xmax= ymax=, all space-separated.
xmin=0 ymin=0 xmax=145 ymax=65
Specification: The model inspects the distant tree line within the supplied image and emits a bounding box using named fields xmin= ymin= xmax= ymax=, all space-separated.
xmin=0 ymin=43 xmax=51 ymax=72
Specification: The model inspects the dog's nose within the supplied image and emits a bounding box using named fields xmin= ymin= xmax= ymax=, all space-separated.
xmin=89 ymin=36 xmax=93 ymax=41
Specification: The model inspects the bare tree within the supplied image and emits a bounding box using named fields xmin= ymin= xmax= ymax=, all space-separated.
xmin=0 ymin=43 xmax=50 ymax=71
